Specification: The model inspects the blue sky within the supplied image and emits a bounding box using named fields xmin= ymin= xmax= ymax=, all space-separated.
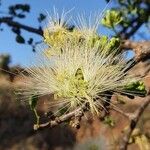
xmin=0 ymin=0 xmax=113 ymax=67
xmin=0 ymin=0 xmax=147 ymax=67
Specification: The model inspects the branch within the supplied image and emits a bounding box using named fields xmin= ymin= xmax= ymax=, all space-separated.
xmin=119 ymin=96 xmax=150 ymax=150
xmin=33 ymin=94 xmax=150 ymax=150
xmin=119 ymin=19 xmax=143 ymax=39
xmin=119 ymin=18 xmax=141 ymax=39
xmin=33 ymin=103 xmax=86 ymax=130
xmin=123 ymin=22 xmax=143 ymax=39
xmin=0 ymin=17 xmax=43 ymax=36
xmin=121 ymin=40 xmax=150 ymax=62
xmin=110 ymin=107 xmax=130 ymax=119
xmin=118 ymin=4 xmax=150 ymax=39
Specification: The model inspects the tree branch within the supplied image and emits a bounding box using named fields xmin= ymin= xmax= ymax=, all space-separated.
xmin=118 ymin=4 xmax=150 ymax=39
xmin=121 ymin=40 xmax=150 ymax=62
xmin=119 ymin=18 xmax=141 ymax=39
xmin=0 ymin=17 xmax=43 ymax=36
xmin=33 ymin=103 xmax=86 ymax=130
xmin=119 ymin=96 xmax=150 ymax=150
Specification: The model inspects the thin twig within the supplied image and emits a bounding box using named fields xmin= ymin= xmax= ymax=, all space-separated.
xmin=110 ymin=107 xmax=130 ymax=119
xmin=0 ymin=17 xmax=43 ymax=36
xmin=34 ymin=103 xmax=87 ymax=130
xmin=119 ymin=96 xmax=150 ymax=150
xmin=121 ymin=40 xmax=150 ymax=62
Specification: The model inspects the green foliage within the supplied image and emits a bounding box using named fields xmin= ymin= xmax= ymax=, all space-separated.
xmin=108 ymin=37 xmax=120 ymax=49
xmin=106 ymin=37 xmax=120 ymax=53
xmin=104 ymin=0 xmax=150 ymax=38
xmin=9 ymin=4 xmax=30 ymax=18
xmin=101 ymin=10 xmax=122 ymax=28
xmin=98 ymin=35 xmax=108 ymax=47
xmin=125 ymin=81 xmax=147 ymax=96
xmin=29 ymin=95 xmax=40 ymax=128
xmin=103 ymin=116 xmax=115 ymax=127
xmin=38 ymin=13 xmax=46 ymax=23
xmin=96 ymin=36 xmax=120 ymax=54
xmin=16 ymin=35 xmax=25 ymax=44
xmin=29 ymin=95 xmax=38 ymax=110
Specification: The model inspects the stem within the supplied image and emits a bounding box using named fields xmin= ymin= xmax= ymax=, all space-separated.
xmin=33 ymin=109 xmax=40 ymax=127
xmin=119 ymin=96 xmax=150 ymax=150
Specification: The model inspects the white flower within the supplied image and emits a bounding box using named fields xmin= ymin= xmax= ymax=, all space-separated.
xmin=21 ymin=40 xmax=136 ymax=115
xmin=20 ymin=9 xmax=139 ymax=116
xmin=45 ymin=7 xmax=72 ymax=32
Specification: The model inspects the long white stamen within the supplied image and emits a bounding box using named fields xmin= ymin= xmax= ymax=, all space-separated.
xmin=20 ymin=8 xmax=140 ymax=116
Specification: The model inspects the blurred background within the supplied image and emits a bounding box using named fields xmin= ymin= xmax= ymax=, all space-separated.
xmin=0 ymin=0 xmax=150 ymax=150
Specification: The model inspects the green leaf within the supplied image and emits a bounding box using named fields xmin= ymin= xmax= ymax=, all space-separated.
xmin=16 ymin=35 xmax=25 ymax=44
xmin=38 ymin=13 xmax=46 ymax=23
xmin=28 ymin=38 xmax=33 ymax=45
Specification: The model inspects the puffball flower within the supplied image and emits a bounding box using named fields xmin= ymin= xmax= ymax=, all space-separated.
xmin=21 ymin=9 xmax=138 ymax=116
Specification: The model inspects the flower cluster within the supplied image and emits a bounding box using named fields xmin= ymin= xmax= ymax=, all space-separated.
xmin=21 ymin=8 xmax=142 ymax=116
